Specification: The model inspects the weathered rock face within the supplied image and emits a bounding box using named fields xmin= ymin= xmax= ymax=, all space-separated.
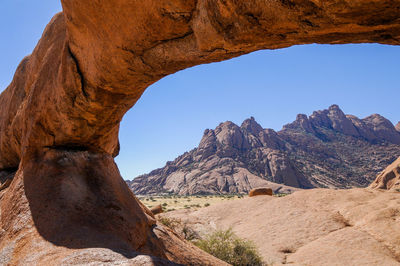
xmin=129 ymin=105 xmax=400 ymax=195
xmin=129 ymin=118 xmax=307 ymax=195
xmin=370 ymin=156 xmax=400 ymax=190
xmin=395 ymin=122 xmax=400 ymax=132
xmin=308 ymin=104 xmax=359 ymax=137
xmin=0 ymin=149 xmax=226 ymax=265
xmin=362 ymin=114 xmax=400 ymax=144
xmin=1 ymin=0 xmax=400 ymax=264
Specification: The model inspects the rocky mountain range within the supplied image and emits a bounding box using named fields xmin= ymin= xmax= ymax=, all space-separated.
xmin=127 ymin=105 xmax=400 ymax=195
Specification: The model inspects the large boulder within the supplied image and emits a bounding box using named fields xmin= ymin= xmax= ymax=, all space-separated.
xmin=151 ymin=205 xmax=164 ymax=215
xmin=249 ymin=187 xmax=273 ymax=197
xmin=1 ymin=0 xmax=400 ymax=264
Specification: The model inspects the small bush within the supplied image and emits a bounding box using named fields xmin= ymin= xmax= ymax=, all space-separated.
xmin=162 ymin=202 xmax=168 ymax=206
xmin=279 ymin=247 xmax=295 ymax=254
xmin=194 ymin=229 xmax=263 ymax=266
xmin=204 ymin=203 xmax=210 ymax=207
xmin=274 ymin=193 xmax=289 ymax=198
xmin=158 ymin=217 xmax=181 ymax=231
xmin=182 ymin=223 xmax=199 ymax=241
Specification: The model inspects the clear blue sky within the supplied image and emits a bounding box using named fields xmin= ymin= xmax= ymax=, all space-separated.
xmin=1 ymin=3 xmax=400 ymax=180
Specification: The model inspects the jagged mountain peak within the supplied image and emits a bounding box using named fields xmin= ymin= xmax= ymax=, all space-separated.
xmin=361 ymin=114 xmax=400 ymax=144
xmin=363 ymin=113 xmax=393 ymax=125
xmin=128 ymin=106 xmax=400 ymax=195
xmin=241 ymin=116 xmax=263 ymax=135
xmin=283 ymin=113 xmax=314 ymax=133
xmin=307 ymin=104 xmax=358 ymax=136
xmin=216 ymin=120 xmax=237 ymax=128
xmin=328 ymin=104 xmax=342 ymax=111
xmin=281 ymin=105 xmax=400 ymax=144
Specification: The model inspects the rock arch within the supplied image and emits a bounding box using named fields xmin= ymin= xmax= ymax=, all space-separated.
xmin=0 ymin=0 xmax=399 ymax=264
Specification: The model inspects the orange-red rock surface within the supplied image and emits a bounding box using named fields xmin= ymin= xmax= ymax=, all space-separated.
xmin=1 ymin=0 xmax=400 ymax=264
xmin=370 ymin=156 xmax=400 ymax=191
xmin=249 ymin=187 xmax=273 ymax=197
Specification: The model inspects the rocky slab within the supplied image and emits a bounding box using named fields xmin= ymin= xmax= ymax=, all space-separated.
xmin=162 ymin=188 xmax=400 ymax=265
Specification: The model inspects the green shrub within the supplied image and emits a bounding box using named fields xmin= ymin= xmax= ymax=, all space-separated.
xmin=274 ymin=193 xmax=289 ymax=198
xmin=194 ymin=229 xmax=263 ymax=266
xmin=204 ymin=203 xmax=210 ymax=207
xmin=182 ymin=223 xmax=199 ymax=241
xmin=158 ymin=217 xmax=181 ymax=230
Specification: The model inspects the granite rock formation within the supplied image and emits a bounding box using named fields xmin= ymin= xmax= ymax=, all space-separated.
xmin=370 ymin=156 xmax=400 ymax=191
xmin=1 ymin=0 xmax=400 ymax=264
xmin=128 ymin=105 xmax=400 ymax=195
xmin=396 ymin=122 xmax=400 ymax=132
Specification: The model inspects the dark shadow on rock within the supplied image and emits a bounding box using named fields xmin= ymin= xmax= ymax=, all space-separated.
xmin=0 ymin=169 xmax=17 ymax=193
xmin=21 ymin=148 xmax=171 ymax=260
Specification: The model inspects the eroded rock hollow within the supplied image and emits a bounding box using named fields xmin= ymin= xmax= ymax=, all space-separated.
xmin=0 ymin=0 xmax=399 ymax=264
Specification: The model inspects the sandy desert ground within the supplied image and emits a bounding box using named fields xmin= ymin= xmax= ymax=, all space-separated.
xmin=161 ymin=188 xmax=400 ymax=265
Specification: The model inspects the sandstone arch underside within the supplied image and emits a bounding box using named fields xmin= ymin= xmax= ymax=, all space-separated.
xmin=0 ymin=0 xmax=399 ymax=264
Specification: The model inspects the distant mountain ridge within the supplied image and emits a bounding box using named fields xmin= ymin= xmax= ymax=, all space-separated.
xmin=127 ymin=105 xmax=400 ymax=195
